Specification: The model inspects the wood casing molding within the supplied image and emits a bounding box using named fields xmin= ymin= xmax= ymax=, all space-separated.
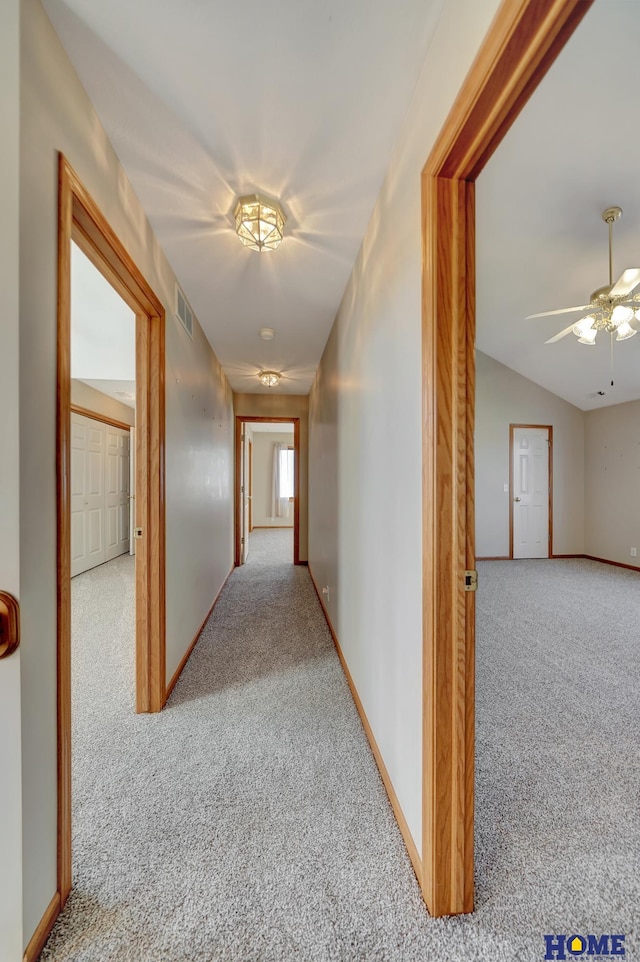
xmin=57 ymin=154 xmax=166 ymax=909
xmin=508 ymin=424 xmax=553 ymax=560
xmin=234 ymin=416 xmax=301 ymax=566
xmin=22 ymin=891 xmax=61 ymax=962
xmin=308 ymin=565 xmax=422 ymax=882
xmin=583 ymin=554 xmax=640 ymax=573
xmin=70 ymin=404 xmax=132 ymax=433
xmin=421 ymin=0 xmax=594 ymax=917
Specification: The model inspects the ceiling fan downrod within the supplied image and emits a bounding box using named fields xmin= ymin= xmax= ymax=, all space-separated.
xmin=602 ymin=206 xmax=622 ymax=290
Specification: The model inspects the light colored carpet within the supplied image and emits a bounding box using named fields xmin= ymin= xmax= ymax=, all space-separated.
xmin=41 ymin=548 xmax=639 ymax=960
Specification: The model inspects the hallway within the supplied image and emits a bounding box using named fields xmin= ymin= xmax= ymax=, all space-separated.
xmin=42 ymin=530 xmax=426 ymax=961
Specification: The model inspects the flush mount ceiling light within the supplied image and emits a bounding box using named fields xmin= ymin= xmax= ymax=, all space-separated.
xmin=259 ymin=327 xmax=275 ymax=340
xmin=235 ymin=193 xmax=285 ymax=252
xmin=258 ymin=370 xmax=281 ymax=388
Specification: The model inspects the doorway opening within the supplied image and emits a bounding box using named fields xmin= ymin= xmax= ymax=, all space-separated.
xmin=509 ymin=425 xmax=552 ymax=559
xmin=420 ymin=0 xmax=593 ymax=917
xmin=57 ymin=155 xmax=166 ymax=906
xmin=234 ymin=417 xmax=300 ymax=566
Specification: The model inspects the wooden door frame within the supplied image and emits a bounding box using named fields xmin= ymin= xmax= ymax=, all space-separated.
xmin=57 ymin=154 xmax=166 ymax=905
xmin=421 ymin=0 xmax=593 ymax=916
xmin=509 ymin=424 xmax=553 ymax=559
xmin=248 ymin=439 xmax=253 ymax=532
xmin=234 ymin=416 xmax=300 ymax=565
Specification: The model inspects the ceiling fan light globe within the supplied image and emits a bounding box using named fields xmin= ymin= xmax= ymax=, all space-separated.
xmin=577 ymin=328 xmax=597 ymax=345
xmin=573 ymin=316 xmax=596 ymax=337
xmin=615 ymin=321 xmax=637 ymax=341
xmin=611 ymin=305 xmax=634 ymax=325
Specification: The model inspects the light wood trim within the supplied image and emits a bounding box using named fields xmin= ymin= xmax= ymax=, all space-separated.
xmin=234 ymin=417 xmax=242 ymax=565
xmin=70 ymin=404 xmax=132 ymax=432
xmin=234 ymin=416 xmax=300 ymax=566
xmin=583 ymin=555 xmax=640 ymax=573
xmin=421 ymin=0 xmax=593 ymax=917
xmin=293 ymin=419 xmax=301 ymax=565
xmin=248 ymin=439 xmax=253 ymax=532
xmin=164 ymin=564 xmax=234 ymax=703
xmin=57 ymin=154 xmax=166 ymax=907
xmin=509 ymin=424 xmax=553 ymax=559
xmin=425 ymin=0 xmax=594 ymax=181
xmin=308 ymin=565 xmax=422 ymax=882
xmin=23 ymin=891 xmax=61 ymax=962
xmin=422 ymin=175 xmax=476 ymax=917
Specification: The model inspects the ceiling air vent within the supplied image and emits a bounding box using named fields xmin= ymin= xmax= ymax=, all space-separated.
xmin=175 ymin=284 xmax=193 ymax=339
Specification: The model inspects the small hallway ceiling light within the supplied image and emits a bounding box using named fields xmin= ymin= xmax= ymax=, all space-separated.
xmin=259 ymin=327 xmax=275 ymax=340
xmin=235 ymin=193 xmax=286 ymax=252
xmin=258 ymin=370 xmax=281 ymax=388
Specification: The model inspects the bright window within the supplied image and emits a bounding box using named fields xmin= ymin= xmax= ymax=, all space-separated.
xmin=279 ymin=447 xmax=294 ymax=499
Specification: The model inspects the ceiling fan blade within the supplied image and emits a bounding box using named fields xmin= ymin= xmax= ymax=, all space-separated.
xmin=545 ymin=324 xmax=578 ymax=344
xmin=526 ymin=305 xmax=591 ymax=319
xmin=610 ymin=268 xmax=640 ymax=298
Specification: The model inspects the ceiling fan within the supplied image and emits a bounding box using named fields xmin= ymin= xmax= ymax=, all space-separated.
xmin=527 ymin=206 xmax=640 ymax=345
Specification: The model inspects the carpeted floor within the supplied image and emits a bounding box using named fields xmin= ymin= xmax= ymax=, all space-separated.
xmin=41 ymin=546 xmax=639 ymax=961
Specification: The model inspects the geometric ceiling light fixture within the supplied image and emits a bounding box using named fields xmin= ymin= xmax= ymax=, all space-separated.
xmin=258 ymin=370 xmax=281 ymax=388
xmin=235 ymin=193 xmax=286 ymax=252
xmin=528 ymin=207 xmax=640 ymax=348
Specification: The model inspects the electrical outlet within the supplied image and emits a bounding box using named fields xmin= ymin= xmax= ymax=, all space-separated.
xmin=503 ymin=484 xmax=508 ymax=493
xmin=631 ymin=548 xmax=637 ymax=558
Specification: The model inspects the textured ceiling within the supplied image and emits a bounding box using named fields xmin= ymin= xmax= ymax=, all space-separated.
xmin=43 ymin=0 xmax=447 ymax=394
xmin=477 ymin=0 xmax=640 ymax=411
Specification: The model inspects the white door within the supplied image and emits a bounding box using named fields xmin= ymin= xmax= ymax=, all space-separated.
xmin=241 ymin=426 xmax=250 ymax=563
xmin=71 ymin=414 xmax=106 ymax=576
xmin=0 ymin=2 xmax=23 ymax=952
xmin=105 ymin=426 xmax=130 ymax=561
xmin=129 ymin=426 xmax=136 ymax=556
xmin=512 ymin=427 xmax=550 ymax=559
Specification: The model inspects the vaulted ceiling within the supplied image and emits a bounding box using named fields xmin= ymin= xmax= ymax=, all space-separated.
xmin=43 ymin=0 xmax=447 ymax=394
xmin=477 ymin=0 xmax=640 ymax=411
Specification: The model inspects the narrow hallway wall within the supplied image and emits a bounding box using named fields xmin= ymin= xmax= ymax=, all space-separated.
xmin=19 ymin=0 xmax=234 ymax=945
xmin=308 ymin=0 xmax=504 ymax=863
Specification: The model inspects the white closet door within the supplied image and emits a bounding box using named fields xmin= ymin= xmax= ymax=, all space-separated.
xmin=105 ymin=426 xmax=130 ymax=561
xmin=71 ymin=414 xmax=106 ymax=576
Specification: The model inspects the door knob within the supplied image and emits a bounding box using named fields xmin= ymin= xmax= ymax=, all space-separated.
xmin=514 ymin=496 xmax=521 ymax=502
xmin=0 ymin=592 xmax=20 ymax=659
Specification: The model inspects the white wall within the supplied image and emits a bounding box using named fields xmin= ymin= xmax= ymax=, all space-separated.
xmin=252 ymin=431 xmax=295 ymax=527
xmin=71 ymin=379 xmax=135 ymax=427
xmin=19 ymin=0 xmax=234 ymax=945
xmin=475 ymin=351 xmax=585 ymax=557
xmin=0 ymin=0 xmax=24 ymax=958
xmin=585 ymin=400 xmax=640 ymax=567
xmin=308 ymin=0 xmax=503 ymax=860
